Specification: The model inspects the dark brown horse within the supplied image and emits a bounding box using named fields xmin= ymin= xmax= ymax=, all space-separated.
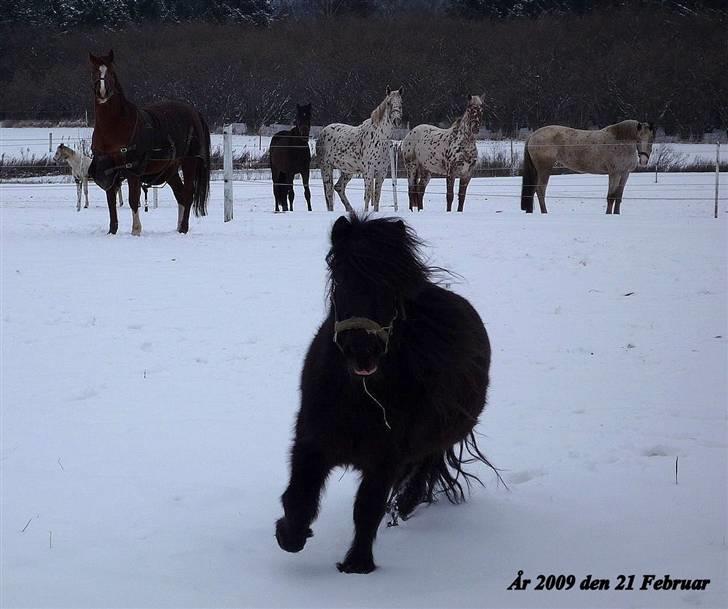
xmin=88 ymin=50 xmax=210 ymax=235
xmin=269 ymin=103 xmax=312 ymax=212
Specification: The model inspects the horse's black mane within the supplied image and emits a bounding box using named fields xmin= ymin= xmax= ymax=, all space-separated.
xmin=326 ymin=213 xmax=444 ymax=298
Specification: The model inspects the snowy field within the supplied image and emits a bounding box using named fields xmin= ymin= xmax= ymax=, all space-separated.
xmin=1 ymin=172 xmax=727 ymax=609
xmin=1 ymin=126 xmax=721 ymax=165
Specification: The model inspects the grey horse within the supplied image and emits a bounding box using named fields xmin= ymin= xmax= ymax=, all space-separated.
xmin=521 ymin=120 xmax=655 ymax=214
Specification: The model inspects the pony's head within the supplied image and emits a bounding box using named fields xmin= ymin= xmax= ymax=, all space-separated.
xmin=464 ymin=95 xmax=484 ymax=135
xmin=53 ymin=144 xmax=70 ymax=164
xmin=374 ymin=86 xmax=404 ymax=128
xmin=89 ymin=50 xmax=118 ymax=104
xmin=636 ymin=121 xmax=656 ymax=166
xmin=327 ymin=213 xmax=429 ymax=377
xmin=295 ymin=103 xmax=312 ymax=137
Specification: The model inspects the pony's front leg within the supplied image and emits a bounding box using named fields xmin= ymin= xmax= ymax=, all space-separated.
xmin=127 ymin=177 xmax=143 ymax=236
xmin=446 ymin=175 xmax=455 ymax=212
xmin=276 ymin=442 xmax=331 ymax=553
xmin=337 ymin=467 xmax=395 ymax=574
xmin=457 ymin=176 xmax=471 ymax=212
xmin=105 ymin=188 xmax=119 ymax=234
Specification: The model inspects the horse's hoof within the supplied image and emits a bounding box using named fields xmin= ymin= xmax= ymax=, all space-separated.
xmin=275 ymin=518 xmax=312 ymax=553
xmin=108 ymin=227 xmax=118 ymax=235
xmin=336 ymin=555 xmax=376 ymax=574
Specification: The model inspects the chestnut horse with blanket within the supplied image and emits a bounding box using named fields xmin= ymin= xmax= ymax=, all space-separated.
xmin=88 ymin=50 xmax=210 ymax=235
xmin=521 ymin=120 xmax=655 ymax=215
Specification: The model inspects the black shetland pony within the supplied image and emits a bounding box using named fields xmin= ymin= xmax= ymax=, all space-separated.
xmin=88 ymin=50 xmax=210 ymax=235
xmin=269 ymin=103 xmax=312 ymax=212
xmin=276 ymin=213 xmax=498 ymax=574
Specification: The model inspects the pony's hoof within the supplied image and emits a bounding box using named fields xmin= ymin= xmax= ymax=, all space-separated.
xmin=108 ymin=227 xmax=118 ymax=235
xmin=336 ymin=555 xmax=376 ymax=574
xmin=275 ymin=518 xmax=312 ymax=553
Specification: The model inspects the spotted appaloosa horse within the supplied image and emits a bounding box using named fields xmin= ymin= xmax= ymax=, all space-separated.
xmin=402 ymin=95 xmax=483 ymax=212
xmin=521 ymin=120 xmax=655 ymax=215
xmin=316 ymin=87 xmax=403 ymax=212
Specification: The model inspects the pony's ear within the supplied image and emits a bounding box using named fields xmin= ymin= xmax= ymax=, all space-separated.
xmin=89 ymin=53 xmax=102 ymax=66
xmin=468 ymin=94 xmax=473 ymax=102
xmin=107 ymin=49 xmax=114 ymax=63
xmin=386 ymin=85 xmax=391 ymax=95
xmin=395 ymin=219 xmax=406 ymax=234
xmin=398 ymin=86 xmax=404 ymax=96
xmin=331 ymin=215 xmax=352 ymax=245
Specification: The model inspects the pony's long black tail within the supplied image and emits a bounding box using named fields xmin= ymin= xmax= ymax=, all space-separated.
xmin=193 ymin=112 xmax=211 ymax=217
xmin=426 ymin=432 xmax=506 ymax=505
xmin=521 ymin=141 xmax=537 ymax=213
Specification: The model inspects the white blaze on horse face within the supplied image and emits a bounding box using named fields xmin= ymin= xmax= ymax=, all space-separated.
xmin=389 ymin=91 xmax=403 ymax=127
xmin=98 ymin=66 xmax=108 ymax=102
xmin=637 ymin=124 xmax=654 ymax=166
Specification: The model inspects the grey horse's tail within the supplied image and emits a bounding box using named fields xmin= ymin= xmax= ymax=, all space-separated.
xmin=521 ymin=141 xmax=537 ymax=213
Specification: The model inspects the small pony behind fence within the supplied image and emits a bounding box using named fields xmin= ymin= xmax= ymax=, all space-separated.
xmin=275 ymin=212 xmax=501 ymax=574
xmin=521 ymin=120 xmax=655 ymax=214
xmin=54 ymin=143 xmax=124 ymax=211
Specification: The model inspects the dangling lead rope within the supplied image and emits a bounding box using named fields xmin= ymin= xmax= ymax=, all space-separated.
xmin=361 ymin=377 xmax=391 ymax=431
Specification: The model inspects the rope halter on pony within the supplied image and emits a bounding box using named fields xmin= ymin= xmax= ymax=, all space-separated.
xmin=332 ymin=308 xmax=398 ymax=355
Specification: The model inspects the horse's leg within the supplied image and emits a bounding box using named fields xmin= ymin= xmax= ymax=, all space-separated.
xmin=406 ymin=163 xmax=418 ymax=211
xmin=457 ymin=176 xmax=471 ymax=212
xmin=83 ymin=178 xmax=89 ymax=208
xmin=614 ymin=172 xmax=630 ymax=215
xmin=287 ymin=176 xmax=295 ymax=212
xmin=166 ymin=172 xmax=187 ymax=231
xmin=606 ymin=173 xmax=620 ymax=215
xmin=334 ymin=172 xmax=354 ymax=212
xmin=177 ymin=160 xmax=198 ymax=233
xmin=395 ymin=455 xmax=439 ymax=519
xmin=274 ymin=171 xmax=288 ymax=212
xmin=446 ymin=175 xmax=455 ymax=212
xmin=301 ymin=167 xmax=312 ymax=211
xmin=373 ymin=175 xmax=384 ymax=212
xmin=105 ymin=187 xmax=119 ymax=234
xmin=276 ymin=442 xmax=332 ymax=554
xmin=322 ymin=166 xmax=335 ymax=212
xmin=536 ymin=171 xmax=550 ymax=214
xmin=337 ymin=466 xmax=396 ymax=574
xmin=127 ymin=177 xmax=143 ymax=236
xmin=75 ymin=180 xmax=82 ymax=212
xmin=272 ymin=171 xmax=281 ymax=212
xmin=363 ymin=173 xmax=373 ymax=212
xmin=418 ymin=171 xmax=431 ymax=211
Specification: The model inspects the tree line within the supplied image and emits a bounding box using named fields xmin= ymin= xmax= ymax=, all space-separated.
xmin=0 ymin=2 xmax=725 ymax=137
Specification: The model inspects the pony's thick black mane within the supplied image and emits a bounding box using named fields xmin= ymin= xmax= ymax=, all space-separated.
xmin=326 ymin=213 xmax=443 ymax=298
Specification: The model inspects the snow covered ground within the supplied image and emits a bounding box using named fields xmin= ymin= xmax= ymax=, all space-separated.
xmin=1 ymin=172 xmax=726 ymax=608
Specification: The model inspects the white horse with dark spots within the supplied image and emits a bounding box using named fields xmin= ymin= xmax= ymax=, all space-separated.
xmin=54 ymin=143 xmax=125 ymax=211
xmin=521 ymin=120 xmax=655 ymax=214
xmin=402 ymin=95 xmax=483 ymax=212
xmin=316 ymin=87 xmax=403 ymax=212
